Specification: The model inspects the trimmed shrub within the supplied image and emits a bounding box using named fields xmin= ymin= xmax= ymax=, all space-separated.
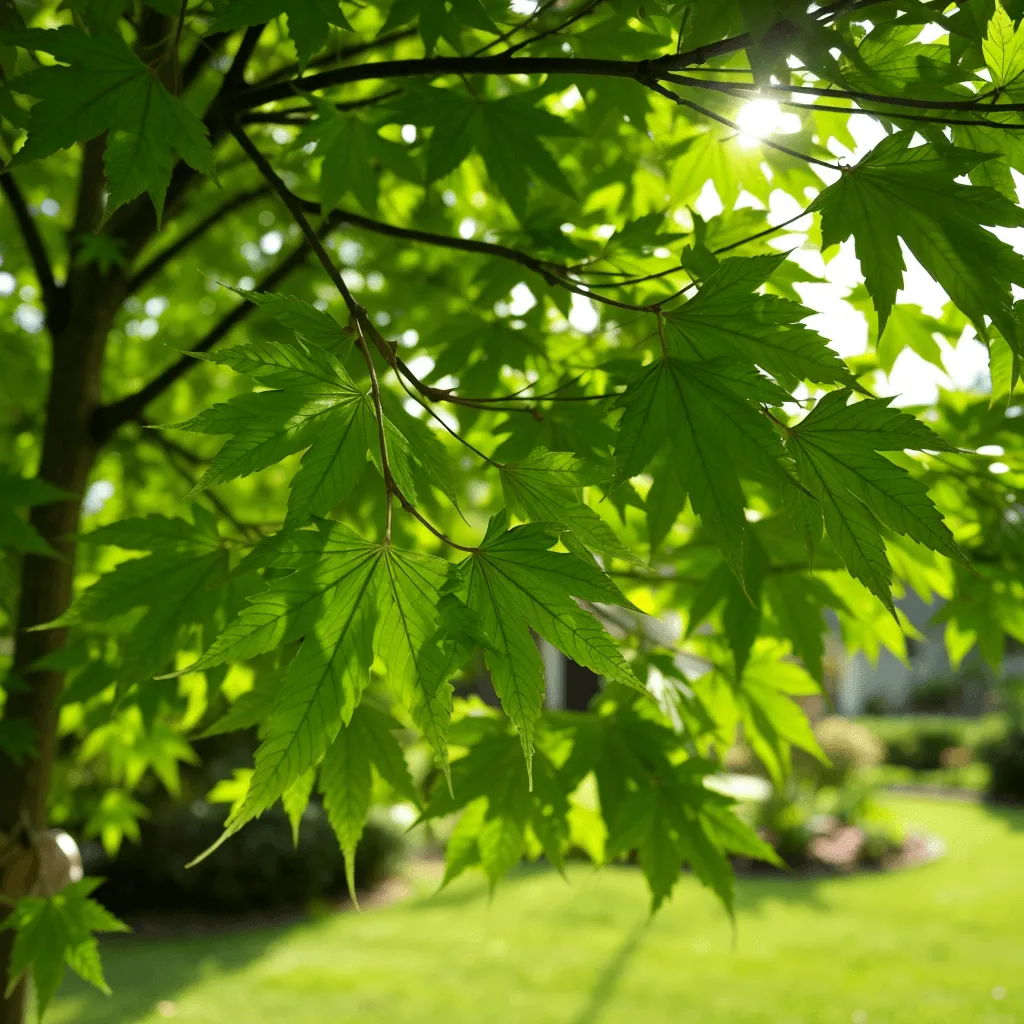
xmin=812 ymin=717 xmax=885 ymax=784
xmin=82 ymin=799 xmax=406 ymax=916
xmin=858 ymin=715 xmax=1006 ymax=771
xmin=979 ymin=687 xmax=1024 ymax=804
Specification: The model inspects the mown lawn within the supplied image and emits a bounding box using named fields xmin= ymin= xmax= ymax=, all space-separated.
xmin=51 ymin=798 xmax=1024 ymax=1024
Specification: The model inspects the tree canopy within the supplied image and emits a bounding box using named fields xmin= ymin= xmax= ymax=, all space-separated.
xmin=2 ymin=0 xmax=1023 ymax=1019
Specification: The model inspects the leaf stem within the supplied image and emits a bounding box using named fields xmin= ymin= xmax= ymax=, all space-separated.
xmin=354 ymin=321 xmax=394 ymax=542
xmin=232 ymin=122 xmax=479 ymax=552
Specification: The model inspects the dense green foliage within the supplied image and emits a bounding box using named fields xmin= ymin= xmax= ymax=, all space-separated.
xmin=2 ymin=0 xmax=1024 ymax=1017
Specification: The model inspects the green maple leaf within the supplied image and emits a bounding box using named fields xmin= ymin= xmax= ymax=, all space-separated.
xmin=320 ymin=702 xmax=421 ymax=900
xmin=212 ymin=0 xmax=352 ymax=67
xmin=663 ymin=255 xmax=856 ymax=388
xmin=644 ymin=454 xmax=687 ymax=553
xmin=579 ymin=703 xmax=780 ymax=913
xmin=687 ymin=534 xmax=769 ymax=680
xmin=613 ymin=356 xmax=791 ymax=580
xmin=4 ymin=27 xmax=214 ymax=219
xmin=169 ymin=334 xmax=374 ymax=528
xmin=381 ymin=0 xmax=498 ymax=54
xmin=873 ymin=303 xmax=961 ymax=375
xmin=2 ymin=879 xmax=128 ymax=1018
xmin=421 ymin=720 xmax=570 ymax=888
xmin=499 ymin=448 xmax=639 ymax=563
xmin=394 ymin=85 xmax=576 ymax=218
xmin=809 ymin=132 xmax=1024 ymax=347
xmin=197 ymin=523 xmax=379 ymax=848
xmin=298 ymin=97 xmax=420 ymax=214
xmin=764 ymin=573 xmax=843 ymax=683
xmin=983 ymin=2 xmax=1024 ymax=92
xmin=46 ymin=512 xmax=229 ymax=685
xmin=240 ymin=289 xmax=349 ymax=350
xmin=200 ymin=669 xmax=283 ymax=738
xmin=787 ymin=390 xmax=964 ymax=613
xmin=374 ymin=545 xmax=454 ymax=761
xmin=282 ymin=767 xmax=316 ymax=847
xmin=83 ymin=788 xmax=147 ymax=857
xmin=722 ymin=648 xmax=826 ymax=786
xmin=952 ymin=6 xmax=1024 ymax=198
xmin=0 ymin=467 xmax=68 ymax=557
xmin=455 ymin=512 xmax=640 ymax=771
xmin=185 ymin=523 xmax=452 ymax=854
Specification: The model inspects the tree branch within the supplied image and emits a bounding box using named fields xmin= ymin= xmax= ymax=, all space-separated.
xmin=229 ymin=41 xmax=763 ymax=111
xmin=470 ymin=0 xmax=561 ymax=58
xmin=288 ymin=194 xmax=653 ymax=312
xmin=0 ymin=170 xmax=61 ymax=322
xmin=240 ymin=89 xmax=402 ymax=124
xmin=128 ymin=186 xmax=269 ymax=292
xmin=504 ymin=0 xmax=607 ymax=57
xmin=246 ymin=28 xmax=419 ymax=90
xmin=231 ymin=122 xmax=480 ymax=551
xmin=664 ymin=72 xmax=1024 ymax=115
xmin=93 ymin=213 xmax=340 ymax=442
xmin=142 ymin=426 xmax=261 ymax=542
xmin=180 ymin=31 xmax=232 ymax=92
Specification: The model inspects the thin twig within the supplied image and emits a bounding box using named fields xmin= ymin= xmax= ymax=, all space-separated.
xmin=232 ymin=122 xmax=479 ymax=551
xmin=93 ymin=215 xmax=340 ymax=441
xmin=172 ymin=0 xmax=188 ymax=95
xmin=504 ymin=0 xmax=607 ymax=57
xmin=353 ymin=321 xmax=394 ymax=541
xmin=646 ymin=80 xmax=840 ymax=171
xmin=246 ymin=28 xmax=419 ymax=90
xmin=128 ymin=187 xmax=269 ymax=291
xmin=664 ymin=71 xmax=1024 ymax=115
xmin=241 ymin=89 xmax=402 ymax=124
xmin=230 ymin=123 xmax=363 ymax=316
xmin=145 ymin=427 xmax=261 ymax=542
xmin=470 ymin=0 xmax=560 ymax=58
xmin=0 ymin=169 xmax=61 ymax=322
xmin=394 ymin=368 xmax=502 ymax=468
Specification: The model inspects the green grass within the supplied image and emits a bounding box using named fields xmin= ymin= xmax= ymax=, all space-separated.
xmin=51 ymin=798 xmax=1024 ymax=1024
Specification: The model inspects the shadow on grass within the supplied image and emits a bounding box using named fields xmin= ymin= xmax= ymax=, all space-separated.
xmin=406 ymin=859 xmax=558 ymax=912
xmin=733 ymin=871 xmax=832 ymax=913
xmin=569 ymin=918 xmax=650 ymax=1024
xmin=979 ymin=801 xmax=1024 ymax=832
xmin=55 ymin=924 xmax=289 ymax=1024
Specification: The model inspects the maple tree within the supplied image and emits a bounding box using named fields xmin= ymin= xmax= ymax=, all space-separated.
xmin=2 ymin=0 xmax=1024 ymax=1019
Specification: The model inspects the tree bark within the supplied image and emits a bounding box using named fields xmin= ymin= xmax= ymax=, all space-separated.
xmin=0 ymin=259 xmax=125 ymax=1023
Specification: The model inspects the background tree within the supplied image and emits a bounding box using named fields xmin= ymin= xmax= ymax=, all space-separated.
xmin=2 ymin=0 xmax=1023 ymax=1019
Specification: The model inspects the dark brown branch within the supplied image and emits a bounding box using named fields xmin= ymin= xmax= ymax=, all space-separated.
xmin=128 ymin=187 xmax=269 ymax=291
xmin=576 ymin=206 xmax=812 ymax=289
xmin=93 ymin=214 xmax=340 ymax=442
xmin=664 ymin=72 xmax=1024 ymax=115
xmin=240 ymin=89 xmax=402 ymax=124
xmin=222 ymin=24 xmax=267 ymax=93
xmin=230 ymin=37 xmax=766 ymax=111
xmin=0 ymin=169 xmax=61 ymax=322
xmin=289 ymin=195 xmax=652 ymax=312
xmin=230 ymin=124 xmax=362 ymax=317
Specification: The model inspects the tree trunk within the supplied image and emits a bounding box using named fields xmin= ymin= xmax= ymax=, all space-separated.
xmin=0 ymin=263 xmax=124 ymax=1024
